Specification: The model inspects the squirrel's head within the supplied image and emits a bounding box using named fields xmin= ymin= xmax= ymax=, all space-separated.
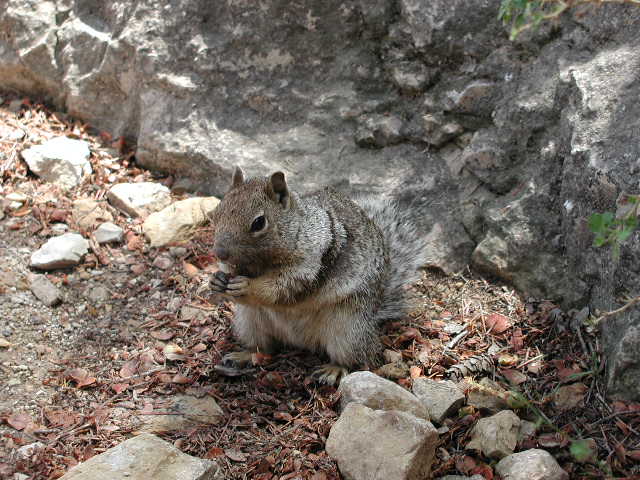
xmin=210 ymin=167 xmax=299 ymax=277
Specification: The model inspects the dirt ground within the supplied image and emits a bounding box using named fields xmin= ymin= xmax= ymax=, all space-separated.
xmin=1 ymin=94 xmax=639 ymax=479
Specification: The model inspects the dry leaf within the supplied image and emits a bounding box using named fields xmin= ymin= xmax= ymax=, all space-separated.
xmin=7 ymin=412 xmax=32 ymax=431
xmin=65 ymin=368 xmax=97 ymax=388
xmin=205 ymin=447 xmax=225 ymax=458
xmin=119 ymin=359 xmax=138 ymax=378
xmin=409 ymin=365 xmax=422 ymax=379
xmin=501 ymin=368 xmax=528 ymax=385
xmin=552 ymin=383 xmax=587 ymax=412
xmin=225 ymin=449 xmax=248 ymax=462
xmin=163 ymin=343 xmax=185 ymax=361
xmin=171 ymin=374 xmax=191 ymax=384
xmin=111 ymin=383 xmax=129 ymax=394
xmin=183 ymin=261 xmax=199 ymax=277
xmin=191 ymin=343 xmax=207 ymax=353
xmin=0 ymin=338 xmax=11 ymax=348
xmin=151 ymin=329 xmax=175 ymax=341
xmin=274 ymin=411 xmax=293 ymax=422
xmin=485 ymin=313 xmax=511 ymax=334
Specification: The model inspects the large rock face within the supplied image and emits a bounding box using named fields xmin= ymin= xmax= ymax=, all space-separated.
xmin=1 ymin=0 xmax=639 ymax=399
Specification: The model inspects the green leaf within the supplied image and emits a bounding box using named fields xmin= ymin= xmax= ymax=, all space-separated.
xmin=618 ymin=227 xmax=635 ymax=243
xmin=593 ymin=236 xmax=607 ymax=247
xmin=588 ymin=213 xmax=605 ymax=233
xmin=570 ymin=439 xmax=595 ymax=463
xmin=602 ymin=211 xmax=614 ymax=226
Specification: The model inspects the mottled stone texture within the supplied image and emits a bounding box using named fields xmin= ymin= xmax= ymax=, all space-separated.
xmin=2 ymin=0 xmax=639 ymax=399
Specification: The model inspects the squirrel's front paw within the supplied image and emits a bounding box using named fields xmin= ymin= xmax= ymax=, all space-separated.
xmin=225 ymin=275 xmax=250 ymax=297
xmin=211 ymin=272 xmax=249 ymax=297
xmin=210 ymin=271 xmax=229 ymax=294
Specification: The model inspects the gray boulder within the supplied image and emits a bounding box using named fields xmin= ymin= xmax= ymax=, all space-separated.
xmin=108 ymin=182 xmax=172 ymax=218
xmin=467 ymin=410 xmax=521 ymax=460
xmin=30 ymin=233 xmax=89 ymax=270
xmin=28 ymin=273 xmax=62 ymax=306
xmin=339 ymin=371 xmax=429 ymax=420
xmin=326 ymin=403 xmax=438 ymax=480
xmin=412 ymin=378 xmax=465 ymax=424
xmin=495 ymin=449 xmax=568 ymax=480
xmin=3 ymin=0 xmax=640 ymax=400
xmin=59 ymin=432 xmax=223 ymax=480
xmin=22 ymin=137 xmax=91 ymax=189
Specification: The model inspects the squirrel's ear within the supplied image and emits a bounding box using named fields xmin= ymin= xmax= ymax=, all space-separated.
xmin=269 ymin=171 xmax=291 ymax=209
xmin=232 ymin=166 xmax=244 ymax=188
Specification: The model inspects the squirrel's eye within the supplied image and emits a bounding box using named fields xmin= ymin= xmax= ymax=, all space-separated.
xmin=250 ymin=215 xmax=267 ymax=233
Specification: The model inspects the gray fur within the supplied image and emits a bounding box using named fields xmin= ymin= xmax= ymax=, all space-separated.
xmin=210 ymin=170 xmax=426 ymax=372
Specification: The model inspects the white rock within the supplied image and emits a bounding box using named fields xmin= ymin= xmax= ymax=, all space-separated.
xmin=467 ymin=410 xmax=521 ymax=459
xmin=495 ymin=449 xmax=568 ymax=480
xmin=108 ymin=182 xmax=171 ymax=218
xmin=30 ymin=233 xmax=89 ymax=270
xmin=138 ymin=394 xmax=224 ymax=434
xmin=6 ymin=192 xmax=27 ymax=203
xmin=28 ymin=273 xmax=62 ymax=307
xmin=339 ymin=371 xmax=429 ymax=420
xmin=143 ymin=196 xmax=220 ymax=247
xmin=412 ymin=378 xmax=465 ymax=424
xmin=22 ymin=137 xmax=92 ymax=189
xmin=15 ymin=441 xmax=45 ymax=460
xmin=51 ymin=223 xmax=69 ymax=235
xmin=326 ymin=403 xmax=438 ymax=480
xmin=94 ymin=222 xmax=124 ymax=244
xmin=59 ymin=432 xmax=223 ymax=480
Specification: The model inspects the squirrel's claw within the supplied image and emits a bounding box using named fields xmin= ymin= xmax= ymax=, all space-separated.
xmin=221 ymin=350 xmax=253 ymax=367
xmin=210 ymin=271 xmax=229 ymax=293
xmin=225 ymin=276 xmax=250 ymax=297
xmin=312 ymin=364 xmax=349 ymax=386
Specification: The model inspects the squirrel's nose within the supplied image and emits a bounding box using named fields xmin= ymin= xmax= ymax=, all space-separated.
xmin=214 ymin=247 xmax=230 ymax=261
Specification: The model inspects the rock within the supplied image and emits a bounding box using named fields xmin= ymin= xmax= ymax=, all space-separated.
xmin=466 ymin=378 xmax=510 ymax=415
xmin=376 ymin=361 xmax=410 ymax=380
xmin=13 ymin=473 xmax=29 ymax=480
xmin=15 ymin=441 xmax=45 ymax=460
xmin=142 ymin=197 xmax=220 ymax=248
xmin=355 ymin=114 xmax=404 ymax=148
xmin=4 ymin=0 xmax=640 ymax=401
xmin=460 ymin=128 xmax=508 ymax=190
xmin=6 ymin=192 xmax=27 ymax=203
xmin=339 ymin=371 xmax=429 ymax=420
xmin=390 ymin=61 xmax=435 ymax=93
xmin=412 ymin=378 xmax=465 ymax=424
xmin=467 ymin=410 xmax=520 ymax=460
xmin=445 ymin=81 xmax=499 ymax=117
xmin=50 ymin=223 xmax=69 ymax=235
xmin=326 ymin=403 xmax=438 ymax=480
xmin=552 ymin=383 xmax=587 ymax=412
xmin=30 ymin=233 xmax=89 ymax=270
xmin=59 ymin=432 xmax=223 ymax=480
xmin=138 ymin=394 xmax=224 ymax=434
xmin=107 ymin=183 xmax=171 ymax=218
xmin=72 ymin=199 xmax=114 ymax=231
xmin=438 ymin=476 xmax=484 ymax=480
xmin=518 ymin=420 xmax=537 ymax=443
xmin=422 ymin=114 xmax=464 ymax=147
xmin=28 ymin=273 xmax=62 ymax=306
xmin=152 ymin=256 xmax=173 ymax=270
xmin=87 ymin=285 xmax=110 ymax=303
xmin=383 ymin=349 xmax=403 ymax=363
xmin=21 ymin=137 xmax=92 ymax=189
xmin=495 ymin=449 xmax=568 ymax=480
xmin=8 ymin=99 xmax=22 ymax=112
xmin=94 ymin=222 xmax=124 ymax=244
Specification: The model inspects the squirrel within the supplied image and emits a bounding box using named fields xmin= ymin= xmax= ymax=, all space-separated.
xmin=209 ymin=167 xmax=426 ymax=384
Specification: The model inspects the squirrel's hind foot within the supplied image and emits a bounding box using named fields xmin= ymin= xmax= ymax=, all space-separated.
xmin=312 ymin=364 xmax=349 ymax=386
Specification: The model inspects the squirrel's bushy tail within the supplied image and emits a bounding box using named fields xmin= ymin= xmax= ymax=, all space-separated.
xmin=355 ymin=196 xmax=427 ymax=322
